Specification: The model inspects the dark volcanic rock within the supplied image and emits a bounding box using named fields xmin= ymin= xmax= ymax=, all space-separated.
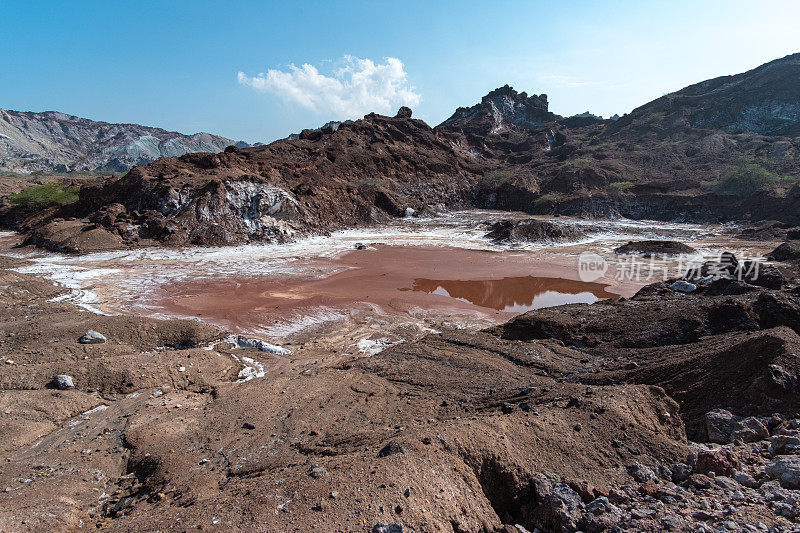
xmin=485 ymin=219 xmax=585 ymax=243
xmin=497 ymin=282 xmax=800 ymax=439
xmin=394 ymin=106 xmax=412 ymax=119
xmin=614 ymin=240 xmax=696 ymax=256
xmin=768 ymin=241 xmax=800 ymax=262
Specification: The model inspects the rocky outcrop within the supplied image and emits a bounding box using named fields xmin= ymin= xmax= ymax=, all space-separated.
xmin=439 ymin=85 xmax=558 ymax=137
xmin=0 ymin=108 xmax=239 ymax=173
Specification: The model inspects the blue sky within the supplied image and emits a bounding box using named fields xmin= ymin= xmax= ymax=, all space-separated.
xmin=2 ymin=0 xmax=799 ymax=143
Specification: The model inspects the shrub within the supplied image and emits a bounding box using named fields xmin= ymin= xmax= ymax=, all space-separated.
xmin=714 ymin=163 xmax=782 ymax=195
xmin=356 ymin=177 xmax=384 ymax=191
xmin=609 ymin=180 xmax=634 ymax=192
xmin=534 ymin=192 xmax=566 ymax=205
xmin=9 ymin=183 xmax=80 ymax=207
xmin=480 ymin=170 xmax=513 ymax=187
xmin=563 ymin=157 xmax=592 ymax=167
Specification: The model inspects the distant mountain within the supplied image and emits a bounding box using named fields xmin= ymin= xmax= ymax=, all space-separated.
xmin=0 ymin=109 xmax=242 ymax=173
xmin=612 ymin=52 xmax=800 ymax=136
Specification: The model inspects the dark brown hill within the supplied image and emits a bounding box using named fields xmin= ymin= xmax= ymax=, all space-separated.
xmin=610 ymin=52 xmax=800 ymax=136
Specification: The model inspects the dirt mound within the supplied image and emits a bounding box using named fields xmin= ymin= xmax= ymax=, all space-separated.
xmin=614 ymin=240 xmax=696 ymax=255
xmin=768 ymin=241 xmax=800 ymax=262
xmin=497 ymin=279 xmax=800 ymax=439
xmin=485 ymin=218 xmax=585 ymax=243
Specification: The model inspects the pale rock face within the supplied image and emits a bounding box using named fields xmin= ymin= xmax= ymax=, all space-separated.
xmin=223 ymin=181 xmax=300 ymax=237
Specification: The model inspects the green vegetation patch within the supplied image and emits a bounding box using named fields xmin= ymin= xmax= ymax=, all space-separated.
xmin=480 ymin=170 xmax=514 ymax=187
xmin=10 ymin=183 xmax=80 ymax=207
xmin=563 ymin=157 xmax=592 ymax=167
xmin=609 ymin=180 xmax=634 ymax=192
xmin=713 ymin=163 xmax=796 ymax=196
xmin=356 ymin=177 xmax=385 ymax=191
xmin=534 ymin=192 xmax=567 ymax=205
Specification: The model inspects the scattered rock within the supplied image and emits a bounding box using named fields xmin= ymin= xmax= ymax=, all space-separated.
xmin=372 ymin=522 xmax=403 ymax=533
xmin=627 ymin=462 xmax=657 ymax=483
xmin=50 ymin=374 xmax=74 ymax=390
xmin=377 ymin=441 xmax=406 ymax=458
xmin=695 ymin=447 xmax=739 ymax=476
xmin=670 ymin=280 xmax=697 ymax=294
xmin=765 ymin=455 xmax=800 ymax=489
xmin=78 ymin=330 xmax=106 ymax=344
xmin=309 ymin=465 xmax=326 ymax=479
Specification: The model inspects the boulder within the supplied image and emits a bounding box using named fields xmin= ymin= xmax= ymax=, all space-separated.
xmin=394 ymin=106 xmax=412 ymax=119
xmin=78 ymin=330 xmax=106 ymax=344
xmin=767 ymin=241 xmax=800 ymax=261
xmin=670 ymin=281 xmax=697 ymax=294
xmin=671 ymin=462 xmax=693 ymax=483
xmin=50 ymin=374 xmax=74 ymax=390
xmin=309 ymin=464 xmax=326 ymax=479
xmin=769 ymin=429 xmax=800 ymax=455
xmin=485 ymin=219 xmax=584 ymax=244
xmin=627 ymin=462 xmax=657 ymax=483
xmin=377 ymin=441 xmax=406 ymax=458
xmin=534 ymin=483 xmax=584 ymax=532
xmin=732 ymin=470 xmax=760 ymax=489
xmin=545 ymin=129 xmax=566 ymax=151
xmin=373 ymin=523 xmax=403 ymax=533
xmin=705 ymin=409 xmax=768 ymax=443
xmin=695 ymin=447 xmax=739 ymax=476
xmin=765 ymin=455 xmax=800 ymax=489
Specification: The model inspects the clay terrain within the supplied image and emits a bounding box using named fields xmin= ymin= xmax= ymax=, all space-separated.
xmin=0 ymin=53 xmax=799 ymax=533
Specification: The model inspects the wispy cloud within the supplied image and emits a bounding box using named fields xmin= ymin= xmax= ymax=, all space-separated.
xmin=238 ymin=56 xmax=421 ymax=119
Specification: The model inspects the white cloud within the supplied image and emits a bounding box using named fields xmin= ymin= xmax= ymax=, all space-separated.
xmin=238 ymin=56 xmax=421 ymax=119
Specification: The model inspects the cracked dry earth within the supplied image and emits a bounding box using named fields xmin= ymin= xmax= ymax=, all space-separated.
xmin=0 ymin=247 xmax=800 ymax=532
